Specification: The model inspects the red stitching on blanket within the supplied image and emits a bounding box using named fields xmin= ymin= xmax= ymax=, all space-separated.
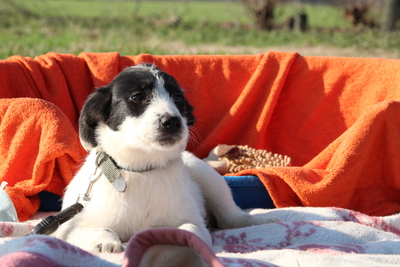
xmin=297 ymin=243 xmax=365 ymax=255
xmin=334 ymin=209 xmax=400 ymax=236
xmin=0 ymin=223 xmax=14 ymax=237
xmin=213 ymin=231 xmax=273 ymax=253
xmin=277 ymin=221 xmax=320 ymax=248
xmin=23 ymin=236 xmax=94 ymax=258
xmin=0 ymin=251 xmax=64 ymax=267
xmin=213 ymin=221 xmax=326 ymax=253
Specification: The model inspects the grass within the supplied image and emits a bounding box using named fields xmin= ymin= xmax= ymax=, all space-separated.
xmin=0 ymin=0 xmax=399 ymax=59
xmin=1 ymin=0 xmax=252 ymax=23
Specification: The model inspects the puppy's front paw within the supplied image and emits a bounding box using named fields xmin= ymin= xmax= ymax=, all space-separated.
xmin=58 ymin=225 xmax=124 ymax=253
xmin=94 ymin=242 xmax=124 ymax=253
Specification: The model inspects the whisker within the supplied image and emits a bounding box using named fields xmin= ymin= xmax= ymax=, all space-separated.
xmin=187 ymin=127 xmax=202 ymax=148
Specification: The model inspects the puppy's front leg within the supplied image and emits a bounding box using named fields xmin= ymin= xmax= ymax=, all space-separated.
xmin=183 ymin=152 xmax=279 ymax=229
xmin=56 ymin=223 xmax=124 ymax=253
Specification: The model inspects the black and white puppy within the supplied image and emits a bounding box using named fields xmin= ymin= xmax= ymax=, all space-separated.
xmin=56 ymin=64 xmax=275 ymax=261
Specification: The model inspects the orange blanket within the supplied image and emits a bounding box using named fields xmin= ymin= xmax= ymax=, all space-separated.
xmin=1 ymin=52 xmax=400 ymax=220
xmin=0 ymin=98 xmax=86 ymax=221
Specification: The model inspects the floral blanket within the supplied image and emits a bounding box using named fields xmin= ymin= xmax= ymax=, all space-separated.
xmin=1 ymin=207 xmax=400 ymax=266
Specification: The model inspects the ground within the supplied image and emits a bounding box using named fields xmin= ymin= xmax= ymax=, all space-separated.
xmin=165 ymin=42 xmax=400 ymax=59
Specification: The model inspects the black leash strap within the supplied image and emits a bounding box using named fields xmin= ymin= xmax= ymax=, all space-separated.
xmin=30 ymin=203 xmax=84 ymax=235
xmin=31 ymin=149 xmax=133 ymax=235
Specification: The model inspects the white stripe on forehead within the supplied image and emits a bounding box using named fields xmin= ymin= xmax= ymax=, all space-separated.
xmin=129 ymin=63 xmax=160 ymax=75
xmin=155 ymin=74 xmax=169 ymax=97
xmin=152 ymin=75 xmax=181 ymax=117
xmin=128 ymin=64 xmax=169 ymax=96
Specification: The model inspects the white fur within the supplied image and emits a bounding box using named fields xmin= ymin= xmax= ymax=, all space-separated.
xmin=55 ymin=66 xmax=277 ymax=257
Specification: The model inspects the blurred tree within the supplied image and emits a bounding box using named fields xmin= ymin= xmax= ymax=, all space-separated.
xmin=381 ymin=0 xmax=400 ymax=31
xmin=240 ymin=0 xmax=276 ymax=30
xmin=131 ymin=0 xmax=141 ymax=19
xmin=333 ymin=0 xmax=377 ymax=27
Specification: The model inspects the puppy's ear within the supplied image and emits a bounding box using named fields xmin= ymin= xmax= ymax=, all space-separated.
xmin=79 ymin=86 xmax=112 ymax=150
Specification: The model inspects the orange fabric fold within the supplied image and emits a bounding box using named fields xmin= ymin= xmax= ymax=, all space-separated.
xmin=240 ymin=100 xmax=400 ymax=216
xmin=1 ymin=51 xmax=400 ymax=219
xmin=0 ymin=98 xmax=86 ymax=221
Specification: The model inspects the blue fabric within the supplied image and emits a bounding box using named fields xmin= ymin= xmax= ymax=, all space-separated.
xmin=38 ymin=191 xmax=62 ymax=212
xmin=224 ymin=176 xmax=275 ymax=209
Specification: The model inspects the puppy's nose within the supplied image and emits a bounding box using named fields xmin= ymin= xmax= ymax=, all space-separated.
xmin=160 ymin=115 xmax=182 ymax=133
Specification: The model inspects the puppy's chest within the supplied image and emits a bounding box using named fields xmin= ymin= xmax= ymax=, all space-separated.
xmin=88 ymin=167 xmax=197 ymax=228
xmin=122 ymin=171 xmax=187 ymax=206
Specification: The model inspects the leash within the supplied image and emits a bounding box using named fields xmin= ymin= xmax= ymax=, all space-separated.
xmin=30 ymin=148 xmax=158 ymax=235
xmin=30 ymin=159 xmax=104 ymax=235
xmin=30 ymin=202 xmax=84 ymax=235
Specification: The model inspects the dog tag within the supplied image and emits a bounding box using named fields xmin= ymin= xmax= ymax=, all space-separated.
xmin=110 ymin=178 xmax=127 ymax=192
xmin=96 ymin=151 xmax=127 ymax=192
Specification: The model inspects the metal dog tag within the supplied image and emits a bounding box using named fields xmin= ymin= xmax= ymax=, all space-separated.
xmin=110 ymin=177 xmax=127 ymax=192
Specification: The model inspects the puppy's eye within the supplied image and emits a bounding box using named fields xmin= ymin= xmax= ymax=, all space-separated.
xmin=173 ymin=94 xmax=183 ymax=103
xmin=130 ymin=93 xmax=145 ymax=103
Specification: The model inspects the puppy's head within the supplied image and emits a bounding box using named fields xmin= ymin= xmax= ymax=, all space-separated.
xmin=79 ymin=64 xmax=195 ymax=163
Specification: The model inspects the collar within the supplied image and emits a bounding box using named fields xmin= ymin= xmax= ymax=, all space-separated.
xmin=96 ymin=149 xmax=161 ymax=173
xmin=95 ymin=148 xmax=163 ymax=192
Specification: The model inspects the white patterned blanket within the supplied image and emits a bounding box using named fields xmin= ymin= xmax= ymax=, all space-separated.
xmin=1 ymin=207 xmax=400 ymax=266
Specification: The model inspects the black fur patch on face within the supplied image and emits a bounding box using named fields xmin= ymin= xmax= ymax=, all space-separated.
xmin=78 ymin=64 xmax=195 ymax=149
xmin=158 ymin=71 xmax=195 ymax=127
xmin=106 ymin=69 xmax=156 ymax=131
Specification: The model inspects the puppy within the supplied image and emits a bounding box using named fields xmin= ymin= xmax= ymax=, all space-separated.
xmin=56 ymin=64 xmax=275 ymax=262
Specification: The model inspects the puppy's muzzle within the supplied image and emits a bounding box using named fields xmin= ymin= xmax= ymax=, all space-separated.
xmin=160 ymin=115 xmax=182 ymax=134
xmin=156 ymin=115 xmax=184 ymax=146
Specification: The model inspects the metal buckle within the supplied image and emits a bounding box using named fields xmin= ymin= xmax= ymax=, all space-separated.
xmin=76 ymin=167 xmax=102 ymax=203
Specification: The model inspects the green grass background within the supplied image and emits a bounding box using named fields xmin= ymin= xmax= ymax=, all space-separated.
xmin=0 ymin=0 xmax=398 ymax=59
